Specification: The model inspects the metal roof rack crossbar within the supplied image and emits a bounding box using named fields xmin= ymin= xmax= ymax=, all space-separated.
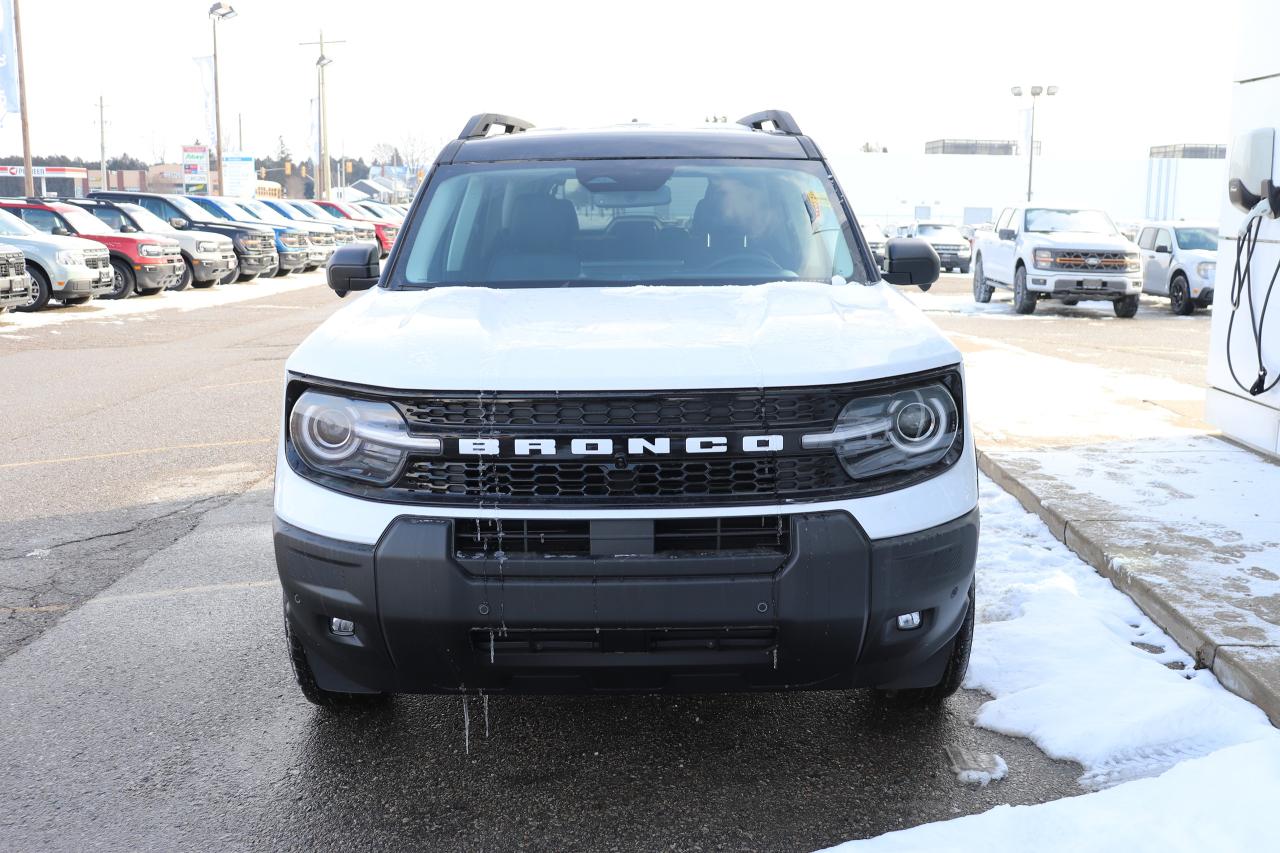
xmin=736 ymin=110 xmax=802 ymax=136
xmin=458 ymin=113 xmax=535 ymax=140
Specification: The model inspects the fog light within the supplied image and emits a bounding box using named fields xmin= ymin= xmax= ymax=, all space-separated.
xmin=329 ymin=617 xmax=355 ymax=636
xmin=896 ymin=612 xmax=922 ymax=630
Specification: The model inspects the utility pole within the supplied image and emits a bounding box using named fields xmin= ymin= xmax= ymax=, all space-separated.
xmin=238 ymin=112 xmax=243 ymax=151
xmin=1011 ymin=85 xmax=1057 ymax=202
xmin=13 ymin=0 xmax=33 ymax=197
xmin=98 ymin=95 xmax=107 ymax=191
xmin=300 ymin=31 xmax=344 ymax=200
xmin=209 ymin=4 xmax=238 ymax=196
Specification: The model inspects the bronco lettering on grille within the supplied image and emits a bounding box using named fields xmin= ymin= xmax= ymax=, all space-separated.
xmin=457 ymin=435 xmax=786 ymax=456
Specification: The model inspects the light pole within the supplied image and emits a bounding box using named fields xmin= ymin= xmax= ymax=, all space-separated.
xmin=1011 ymin=85 xmax=1057 ymax=202
xmin=13 ymin=0 xmax=33 ymax=197
xmin=301 ymin=31 xmax=344 ymax=200
xmin=209 ymin=2 xmax=237 ymax=196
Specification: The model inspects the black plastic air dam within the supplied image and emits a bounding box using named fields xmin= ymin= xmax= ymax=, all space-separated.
xmin=274 ymin=507 xmax=978 ymax=695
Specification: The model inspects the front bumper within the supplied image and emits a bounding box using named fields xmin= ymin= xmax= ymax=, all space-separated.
xmin=135 ymin=258 xmax=184 ymax=290
xmin=191 ymin=251 xmax=238 ymax=282
xmin=0 ymin=273 xmax=29 ymax=307
xmin=55 ymin=265 xmax=114 ymax=297
xmin=1028 ymin=271 xmax=1141 ymax=299
xmin=237 ymin=251 xmax=278 ymax=277
xmin=276 ymin=506 xmax=978 ymax=695
xmin=936 ymin=252 xmax=971 ymax=268
xmin=278 ymin=249 xmax=308 ymax=272
xmin=307 ymin=246 xmax=335 ymax=267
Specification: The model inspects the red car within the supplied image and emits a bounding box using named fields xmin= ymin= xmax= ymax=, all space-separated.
xmin=0 ymin=198 xmax=183 ymax=299
xmin=311 ymin=199 xmax=400 ymax=257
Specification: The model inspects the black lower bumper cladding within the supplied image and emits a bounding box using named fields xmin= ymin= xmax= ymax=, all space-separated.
xmin=275 ymin=507 xmax=978 ymax=695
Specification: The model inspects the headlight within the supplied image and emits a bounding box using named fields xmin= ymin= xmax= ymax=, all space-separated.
xmin=197 ymin=241 xmax=219 ymax=253
xmin=801 ymin=381 xmax=961 ymax=481
xmin=289 ymin=390 xmax=440 ymax=485
xmin=1197 ymin=261 xmax=1216 ymax=279
xmin=54 ymin=250 xmax=84 ymax=265
xmin=1126 ymin=253 xmax=1141 ymax=272
xmin=1033 ymin=248 xmax=1054 ymax=269
xmin=139 ymin=243 xmax=166 ymax=257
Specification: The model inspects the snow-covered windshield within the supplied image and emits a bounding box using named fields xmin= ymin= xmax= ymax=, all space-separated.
xmin=119 ymin=203 xmax=175 ymax=233
xmin=0 ymin=208 xmax=36 ymax=236
xmin=916 ymin=224 xmax=965 ymax=242
xmin=58 ymin=205 xmax=117 ymax=236
xmin=1175 ymin=228 xmax=1216 ymax=251
xmin=1024 ymin=208 xmax=1117 ymax=234
xmin=395 ymin=159 xmax=864 ymax=288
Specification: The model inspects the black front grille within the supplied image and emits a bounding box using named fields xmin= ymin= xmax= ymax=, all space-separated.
xmin=399 ymin=391 xmax=842 ymax=430
xmin=470 ymin=627 xmax=776 ymax=657
xmin=399 ymin=456 xmax=849 ymax=506
xmin=454 ymin=515 xmax=790 ymax=557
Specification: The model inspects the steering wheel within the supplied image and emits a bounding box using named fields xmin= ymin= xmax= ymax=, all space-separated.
xmin=704 ymin=250 xmax=783 ymax=274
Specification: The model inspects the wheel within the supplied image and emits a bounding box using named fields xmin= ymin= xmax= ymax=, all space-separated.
xmin=877 ymin=587 xmax=974 ymax=708
xmin=959 ymin=262 xmax=970 ymax=275
xmin=1169 ymin=274 xmax=1195 ymax=315
xmin=284 ymin=600 xmax=389 ymax=708
xmin=219 ymin=264 xmax=240 ymax=285
xmin=236 ymin=271 xmax=259 ymax=283
xmin=61 ymin=295 xmax=92 ymax=305
xmin=106 ymin=259 xmax=135 ymax=300
xmin=1012 ymin=265 xmax=1037 ymax=314
xmin=15 ymin=264 xmax=51 ymax=312
xmin=1061 ymin=298 xmax=1079 ymax=306
xmin=1114 ymin=294 xmax=1140 ymax=318
xmin=274 ymin=265 xmax=291 ymax=277
xmin=135 ymin=285 xmax=164 ymax=297
xmin=971 ymin=257 xmax=993 ymax=303
xmin=170 ymin=258 xmax=194 ymax=291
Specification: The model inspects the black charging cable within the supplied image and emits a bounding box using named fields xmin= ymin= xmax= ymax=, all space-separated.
xmin=1228 ymin=213 xmax=1280 ymax=396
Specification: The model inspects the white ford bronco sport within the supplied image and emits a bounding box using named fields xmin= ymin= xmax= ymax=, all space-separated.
xmin=274 ymin=111 xmax=978 ymax=708
xmin=972 ymin=204 xmax=1143 ymax=316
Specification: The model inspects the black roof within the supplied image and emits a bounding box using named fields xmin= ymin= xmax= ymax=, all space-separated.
xmin=450 ymin=127 xmax=809 ymax=163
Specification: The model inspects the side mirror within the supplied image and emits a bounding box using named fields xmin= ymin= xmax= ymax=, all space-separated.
xmin=169 ymin=217 xmax=189 ymax=230
xmin=1154 ymin=243 xmax=1171 ymax=254
xmin=881 ymin=237 xmax=940 ymax=291
xmin=327 ymin=242 xmax=380 ymax=298
xmin=998 ymin=228 xmax=1017 ymax=241
xmin=120 ymin=223 xmax=138 ymax=233
xmin=51 ymin=226 xmax=70 ymax=237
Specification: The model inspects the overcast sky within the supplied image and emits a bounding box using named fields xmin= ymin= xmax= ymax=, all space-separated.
xmin=1 ymin=0 xmax=1240 ymax=166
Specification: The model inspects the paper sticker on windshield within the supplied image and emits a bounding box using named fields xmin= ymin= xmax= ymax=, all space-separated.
xmin=804 ymin=190 xmax=830 ymax=231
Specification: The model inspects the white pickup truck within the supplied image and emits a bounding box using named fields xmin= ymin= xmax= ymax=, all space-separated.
xmin=971 ymin=205 xmax=1142 ymax=317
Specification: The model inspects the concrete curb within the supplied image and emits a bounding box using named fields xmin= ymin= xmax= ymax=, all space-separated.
xmin=976 ymin=447 xmax=1280 ymax=727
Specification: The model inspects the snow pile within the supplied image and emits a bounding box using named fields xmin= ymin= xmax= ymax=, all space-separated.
xmin=822 ymin=738 xmax=1280 ymax=853
xmin=967 ymin=477 xmax=1275 ymax=789
xmin=822 ymin=477 xmax=1279 ymax=851
xmin=0 ymin=271 xmax=323 ymax=334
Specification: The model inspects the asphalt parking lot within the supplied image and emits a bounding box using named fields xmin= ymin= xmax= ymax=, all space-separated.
xmin=0 ymin=272 xmax=1214 ymax=851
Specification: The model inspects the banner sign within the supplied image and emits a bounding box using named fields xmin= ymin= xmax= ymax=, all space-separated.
xmin=0 ymin=1 xmax=18 ymax=122
xmin=182 ymin=145 xmax=209 ymax=193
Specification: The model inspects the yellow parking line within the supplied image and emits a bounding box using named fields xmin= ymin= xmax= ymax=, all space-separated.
xmin=0 ymin=604 xmax=70 ymax=614
xmin=0 ymin=438 xmax=273 ymax=470
xmin=87 ymin=579 xmax=279 ymax=606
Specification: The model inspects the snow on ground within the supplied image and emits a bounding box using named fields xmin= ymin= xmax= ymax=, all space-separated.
xmin=906 ymin=289 xmax=1192 ymax=321
xmin=823 ymin=477 xmax=1280 ymax=851
xmin=0 ymin=271 xmax=324 ymax=335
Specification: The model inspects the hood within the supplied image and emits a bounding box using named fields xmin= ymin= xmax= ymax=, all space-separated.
xmin=1027 ymin=231 xmax=1135 ymax=251
xmin=1181 ymin=248 xmax=1216 ymax=264
xmin=287 ymin=281 xmax=961 ymax=392
xmin=2 ymin=232 xmax=105 ymax=254
xmin=184 ymin=229 xmax=234 ymax=248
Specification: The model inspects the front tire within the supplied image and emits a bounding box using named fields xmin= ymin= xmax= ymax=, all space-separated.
xmin=61 ymin=295 xmax=92 ymax=306
xmin=15 ymin=264 xmax=51 ymax=312
xmin=1012 ymin=265 xmax=1036 ymax=314
xmin=972 ymin=257 xmax=993 ymax=303
xmin=106 ymin=259 xmax=135 ymax=300
xmin=958 ymin=262 xmax=970 ymax=275
xmin=170 ymin=258 xmax=194 ymax=291
xmin=877 ymin=587 xmax=974 ymax=708
xmin=1169 ymin=274 xmax=1195 ymax=315
xmin=1114 ymin=294 xmax=1140 ymax=318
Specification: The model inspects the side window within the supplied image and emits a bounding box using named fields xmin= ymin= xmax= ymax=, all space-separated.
xmin=1155 ymin=229 xmax=1173 ymax=251
xmin=995 ymin=208 xmax=1012 ymax=233
xmin=94 ymin=207 xmax=125 ymax=230
xmin=20 ymin=208 xmax=61 ymax=234
xmin=139 ymin=197 xmax=170 ymax=219
xmin=1137 ymin=228 xmax=1155 ymax=250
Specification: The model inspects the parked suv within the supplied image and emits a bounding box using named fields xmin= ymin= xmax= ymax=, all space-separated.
xmin=260 ymin=198 xmax=359 ymax=247
xmin=275 ymin=111 xmax=974 ymax=709
xmin=910 ymin=222 xmax=971 ymax=274
xmin=0 ymin=242 xmax=30 ymax=313
xmin=184 ymin=196 xmax=310 ymax=277
xmin=0 ymin=198 xmax=182 ymax=299
xmin=91 ymin=191 xmax=279 ymax=283
xmin=1136 ymin=221 xmax=1217 ymax=315
xmin=236 ymin=197 xmax=336 ymax=272
xmin=64 ymin=198 xmax=237 ymax=291
xmin=310 ymin=199 xmax=399 ymax=257
xmin=0 ymin=207 xmax=112 ymax=311
xmin=971 ymin=205 xmax=1142 ymax=317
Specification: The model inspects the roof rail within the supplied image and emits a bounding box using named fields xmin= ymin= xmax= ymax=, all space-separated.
xmin=458 ymin=113 xmax=534 ymax=141
xmin=736 ymin=110 xmax=802 ymax=136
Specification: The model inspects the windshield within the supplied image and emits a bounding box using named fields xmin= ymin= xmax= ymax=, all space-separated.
xmin=1024 ymin=208 xmax=1117 ymax=234
xmin=0 ymin=208 xmax=36 ymax=236
xmin=58 ymin=205 xmax=117 ymax=236
xmin=239 ymin=200 xmax=292 ymax=225
xmin=394 ymin=159 xmax=863 ymax=288
xmin=306 ymin=202 xmax=344 ymax=220
xmin=916 ymin=224 xmax=965 ymax=241
xmin=120 ymin=203 xmax=174 ymax=233
xmin=1175 ymin=227 xmax=1216 ymax=251
xmin=264 ymin=200 xmax=300 ymax=220
xmin=171 ymin=195 xmax=214 ymax=221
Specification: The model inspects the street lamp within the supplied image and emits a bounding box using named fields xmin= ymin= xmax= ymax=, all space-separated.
xmin=1011 ymin=84 xmax=1057 ymax=202
xmin=209 ymin=2 xmax=237 ymax=195
xmin=301 ymin=31 xmax=345 ymax=200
